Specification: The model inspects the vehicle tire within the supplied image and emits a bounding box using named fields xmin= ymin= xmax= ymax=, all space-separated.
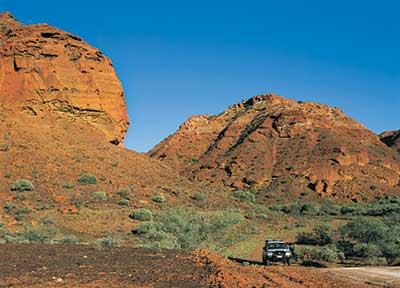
xmin=264 ymin=259 xmax=270 ymax=266
xmin=286 ymin=258 xmax=292 ymax=266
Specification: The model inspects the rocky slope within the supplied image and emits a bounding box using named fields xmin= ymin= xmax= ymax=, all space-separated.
xmin=380 ymin=130 xmax=400 ymax=151
xmin=149 ymin=94 xmax=400 ymax=201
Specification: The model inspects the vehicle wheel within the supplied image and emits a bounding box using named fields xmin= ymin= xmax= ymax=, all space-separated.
xmin=264 ymin=259 xmax=270 ymax=266
xmin=286 ymin=258 xmax=292 ymax=266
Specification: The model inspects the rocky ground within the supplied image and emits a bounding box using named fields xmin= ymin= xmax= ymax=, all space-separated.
xmin=0 ymin=244 xmax=388 ymax=288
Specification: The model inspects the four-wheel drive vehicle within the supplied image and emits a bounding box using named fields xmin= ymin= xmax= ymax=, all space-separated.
xmin=262 ymin=239 xmax=292 ymax=266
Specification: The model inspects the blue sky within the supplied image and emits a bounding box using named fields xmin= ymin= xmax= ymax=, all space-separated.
xmin=3 ymin=0 xmax=399 ymax=152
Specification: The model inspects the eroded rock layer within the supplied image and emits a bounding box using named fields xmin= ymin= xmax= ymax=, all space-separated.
xmin=0 ymin=12 xmax=128 ymax=144
xmin=149 ymin=94 xmax=400 ymax=201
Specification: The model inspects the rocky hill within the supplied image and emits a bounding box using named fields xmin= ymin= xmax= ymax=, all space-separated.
xmin=380 ymin=130 xmax=400 ymax=151
xmin=149 ymin=94 xmax=400 ymax=202
xmin=0 ymin=13 xmax=214 ymax=240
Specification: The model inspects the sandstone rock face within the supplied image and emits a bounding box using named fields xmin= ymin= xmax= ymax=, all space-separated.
xmin=149 ymin=94 xmax=400 ymax=201
xmin=380 ymin=130 xmax=400 ymax=151
xmin=0 ymin=12 xmax=129 ymax=144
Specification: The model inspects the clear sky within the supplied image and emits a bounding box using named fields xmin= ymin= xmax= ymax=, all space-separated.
xmin=3 ymin=0 xmax=399 ymax=152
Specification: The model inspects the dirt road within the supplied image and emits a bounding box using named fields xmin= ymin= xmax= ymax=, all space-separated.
xmin=328 ymin=267 xmax=400 ymax=288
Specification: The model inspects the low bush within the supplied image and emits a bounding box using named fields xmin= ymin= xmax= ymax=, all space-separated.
xmin=3 ymin=202 xmax=16 ymax=213
xmin=78 ymin=173 xmax=98 ymax=185
xmin=152 ymin=194 xmax=165 ymax=203
xmin=118 ymin=199 xmax=130 ymax=206
xmin=61 ymin=235 xmax=78 ymax=244
xmin=130 ymin=208 xmax=153 ymax=221
xmin=95 ymin=236 xmax=121 ymax=247
xmin=136 ymin=207 xmax=245 ymax=251
xmin=62 ymin=182 xmax=74 ymax=189
xmin=233 ymin=190 xmax=255 ymax=203
xmin=91 ymin=191 xmax=107 ymax=201
xmin=41 ymin=216 xmax=55 ymax=225
xmin=294 ymin=245 xmax=344 ymax=264
xmin=192 ymin=192 xmax=206 ymax=201
xmin=296 ymin=224 xmax=333 ymax=245
xmin=11 ymin=179 xmax=35 ymax=192
xmin=118 ymin=188 xmax=130 ymax=199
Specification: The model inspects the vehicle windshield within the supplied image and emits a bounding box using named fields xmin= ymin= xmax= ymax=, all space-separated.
xmin=267 ymin=243 xmax=288 ymax=249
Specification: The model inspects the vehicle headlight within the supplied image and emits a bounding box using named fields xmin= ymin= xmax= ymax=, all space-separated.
xmin=285 ymin=251 xmax=291 ymax=256
xmin=267 ymin=252 xmax=273 ymax=256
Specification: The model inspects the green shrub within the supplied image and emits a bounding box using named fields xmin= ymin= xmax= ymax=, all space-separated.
xmin=78 ymin=173 xmax=98 ymax=185
xmin=11 ymin=179 xmax=35 ymax=192
xmin=255 ymin=213 xmax=269 ymax=220
xmin=340 ymin=218 xmax=387 ymax=243
xmin=3 ymin=202 xmax=16 ymax=213
xmin=130 ymin=208 xmax=153 ymax=221
xmin=294 ymin=245 xmax=344 ymax=263
xmin=16 ymin=207 xmax=32 ymax=216
xmin=233 ymin=190 xmax=255 ymax=203
xmin=296 ymin=224 xmax=333 ymax=245
xmin=340 ymin=217 xmax=400 ymax=263
xmin=61 ymin=235 xmax=78 ymax=244
xmin=353 ymin=243 xmax=382 ymax=258
xmin=95 ymin=236 xmax=121 ymax=247
xmin=192 ymin=192 xmax=206 ymax=201
xmin=91 ymin=191 xmax=107 ymax=201
xmin=299 ymin=203 xmax=319 ymax=216
xmin=62 ymin=182 xmax=74 ymax=189
xmin=319 ymin=201 xmax=340 ymax=216
xmin=118 ymin=199 xmax=130 ymax=206
xmin=118 ymin=188 xmax=130 ymax=199
xmin=136 ymin=207 xmax=245 ymax=251
xmin=152 ymin=194 xmax=165 ymax=203
xmin=20 ymin=228 xmax=51 ymax=243
xmin=41 ymin=216 xmax=55 ymax=225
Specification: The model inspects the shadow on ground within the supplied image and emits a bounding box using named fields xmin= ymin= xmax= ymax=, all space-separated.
xmin=228 ymin=257 xmax=264 ymax=266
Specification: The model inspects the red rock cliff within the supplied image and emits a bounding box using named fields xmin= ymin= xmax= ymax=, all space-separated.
xmin=0 ymin=12 xmax=129 ymax=144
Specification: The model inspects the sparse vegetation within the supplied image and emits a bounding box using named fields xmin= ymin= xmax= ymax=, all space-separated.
xmin=0 ymin=228 xmax=56 ymax=244
xmin=11 ymin=179 xmax=35 ymax=192
xmin=77 ymin=173 xmax=98 ymax=185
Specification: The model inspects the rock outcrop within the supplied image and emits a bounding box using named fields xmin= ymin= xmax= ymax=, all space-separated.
xmin=380 ymin=130 xmax=400 ymax=151
xmin=0 ymin=12 xmax=128 ymax=144
xmin=149 ymin=94 xmax=400 ymax=201
xmin=0 ymin=14 xmax=214 ymax=237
